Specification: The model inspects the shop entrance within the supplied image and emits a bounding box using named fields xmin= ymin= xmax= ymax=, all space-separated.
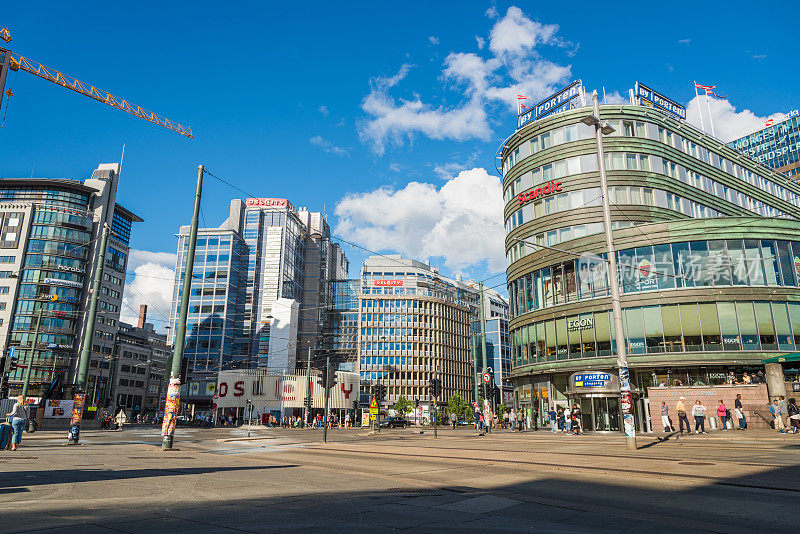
xmin=577 ymin=395 xmax=620 ymax=432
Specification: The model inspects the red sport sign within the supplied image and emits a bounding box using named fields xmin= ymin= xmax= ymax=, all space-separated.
xmin=246 ymin=198 xmax=288 ymax=208
xmin=517 ymin=180 xmax=562 ymax=206
xmin=374 ymin=279 xmax=403 ymax=287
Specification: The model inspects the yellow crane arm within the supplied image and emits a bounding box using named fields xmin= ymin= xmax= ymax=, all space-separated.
xmin=5 ymin=49 xmax=192 ymax=138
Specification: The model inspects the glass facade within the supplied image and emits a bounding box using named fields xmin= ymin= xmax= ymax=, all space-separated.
xmin=728 ymin=115 xmax=800 ymax=178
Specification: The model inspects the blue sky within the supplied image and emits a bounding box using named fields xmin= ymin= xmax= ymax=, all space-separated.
xmin=2 ymin=2 xmax=798 ymax=327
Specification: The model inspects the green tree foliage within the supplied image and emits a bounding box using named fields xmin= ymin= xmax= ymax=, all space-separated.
xmin=447 ymin=392 xmax=469 ymax=420
xmin=393 ymin=395 xmax=413 ymax=417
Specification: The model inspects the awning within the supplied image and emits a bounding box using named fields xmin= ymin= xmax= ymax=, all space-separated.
xmin=762 ymin=353 xmax=800 ymax=364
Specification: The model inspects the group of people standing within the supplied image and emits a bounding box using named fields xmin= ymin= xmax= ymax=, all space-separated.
xmin=770 ymin=396 xmax=800 ymax=434
xmin=547 ymin=405 xmax=582 ymax=435
xmin=662 ymin=394 xmax=749 ymax=434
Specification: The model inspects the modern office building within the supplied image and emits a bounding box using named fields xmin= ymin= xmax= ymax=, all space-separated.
xmin=502 ymin=90 xmax=800 ymax=432
xmin=358 ymin=255 xmax=479 ymax=413
xmin=168 ymin=198 xmax=348 ymax=410
xmin=471 ymin=316 xmax=512 ymax=404
xmin=728 ymin=111 xmax=800 ymax=178
xmin=0 ymin=164 xmax=141 ymax=399
xmin=321 ymin=279 xmax=360 ymax=372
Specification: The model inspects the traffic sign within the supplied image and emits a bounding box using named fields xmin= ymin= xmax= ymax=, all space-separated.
xmin=482 ymin=372 xmax=491 ymax=384
xmin=369 ymin=397 xmax=378 ymax=409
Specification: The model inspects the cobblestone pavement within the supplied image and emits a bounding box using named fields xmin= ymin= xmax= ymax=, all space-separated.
xmin=2 ymin=426 xmax=800 ymax=533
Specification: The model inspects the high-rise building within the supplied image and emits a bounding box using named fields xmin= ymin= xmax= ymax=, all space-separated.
xmin=321 ymin=279 xmax=360 ymax=372
xmin=471 ymin=317 xmax=512 ymax=405
xmin=503 ymin=86 xmax=800 ymax=432
xmin=728 ymin=111 xmax=800 ymax=178
xmin=0 ymin=164 xmax=141 ymax=399
xmin=358 ymin=255 xmax=478 ymax=413
xmin=168 ymin=197 xmax=348 ymax=409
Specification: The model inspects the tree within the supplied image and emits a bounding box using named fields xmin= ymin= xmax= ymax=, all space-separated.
xmin=447 ymin=392 xmax=468 ymax=421
xmin=393 ymin=395 xmax=413 ymax=417
xmin=497 ymin=403 xmax=508 ymax=416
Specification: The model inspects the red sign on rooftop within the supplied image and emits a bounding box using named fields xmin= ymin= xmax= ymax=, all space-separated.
xmin=246 ymin=198 xmax=288 ymax=208
xmin=374 ymin=280 xmax=403 ymax=287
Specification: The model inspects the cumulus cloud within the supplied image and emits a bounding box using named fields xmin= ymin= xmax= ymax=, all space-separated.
xmin=335 ymin=167 xmax=505 ymax=271
xmin=475 ymin=35 xmax=485 ymax=49
xmin=358 ymin=6 xmax=575 ymax=155
xmin=310 ymin=135 xmax=350 ymax=156
xmin=121 ymin=249 xmax=176 ymax=331
xmin=685 ymin=95 xmax=789 ymax=142
xmin=603 ymin=91 xmax=629 ymax=105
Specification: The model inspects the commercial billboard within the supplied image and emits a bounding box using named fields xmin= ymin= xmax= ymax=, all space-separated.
xmin=633 ymin=82 xmax=686 ymax=120
xmin=215 ymin=370 xmax=359 ymax=410
xmin=518 ymin=80 xmax=583 ymax=128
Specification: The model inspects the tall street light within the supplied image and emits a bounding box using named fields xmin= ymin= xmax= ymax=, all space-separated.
xmin=582 ymin=91 xmax=637 ymax=451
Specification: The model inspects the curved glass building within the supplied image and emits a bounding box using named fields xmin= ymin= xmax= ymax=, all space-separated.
xmin=502 ymin=103 xmax=800 ymax=431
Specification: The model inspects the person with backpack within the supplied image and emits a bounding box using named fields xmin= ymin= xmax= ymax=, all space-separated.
xmin=6 ymin=395 xmax=28 ymax=451
xmin=786 ymin=398 xmax=800 ymax=433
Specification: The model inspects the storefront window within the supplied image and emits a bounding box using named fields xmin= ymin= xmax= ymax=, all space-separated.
xmin=580 ymin=313 xmax=597 ymax=357
xmin=690 ymin=241 xmax=712 ymax=287
xmin=736 ymin=302 xmax=760 ymax=350
xmin=654 ymin=244 xmax=675 ymax=290
xmin=567 ymin=315 xmax=582 ymax=358
xmin=680 ymin=304 xmax=702 ymax=352
xmin=698 ymin=304 xmax=722 ymax=350
xmin=625 ymin=307 xmax=645 ymax=355
xmin=545 ymin=320 xmax=557 ymax=361
xmin=755 ymin=301 xmax=777 ymax=350
xmin=555 ymin=318 xmax=568 ymax=360
xmin=718 ymin=302 xmax=741 ymax=350
xmin=661 ymin=305 xmax=683 ymax=352
xmin=708 ymin=240 xmax=731 ymax=286
xmin=672 ymin=242 xmax=693 ymax=288
xmin=618 ymin=248 xmax=638 ymax=293
xmin=727 ymin=240 xmax=748 ymax=286
xmin=777 ymin=241 xmax=797 ymax=287
xmin=761 ymin=240 xmax=781 ymax=286
xmin=643 ymin=306 xmax=664 ymax=353
xmin=744 ymin=239 xmax=766 ymax=285
xmin=773 ymin=302 xmax=795 ymax=351
xmin=535 ymin=323 xmax=546 ymax=362
xmin=595 ymin=311 xmax=612 ymax=356
xmin=790 ymin=303 xmax=800 ymax=347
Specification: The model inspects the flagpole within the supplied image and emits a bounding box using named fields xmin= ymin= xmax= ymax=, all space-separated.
xmin=705 ymin=92 xmax=716 ymax=137
xmin=694 ymin=82 xmax=706 ymax=133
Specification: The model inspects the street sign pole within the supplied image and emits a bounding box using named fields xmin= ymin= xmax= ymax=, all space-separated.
xmin=323 ymin=356 xmax=330 ymax=443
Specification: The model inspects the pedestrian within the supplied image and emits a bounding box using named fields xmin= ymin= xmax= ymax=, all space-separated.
xmin=563 ymin=408 xmax=571 ymax=434
xmin=450 ymin=411 xmax=457 ymax=430
xmin=787 ymin=398 xmax=800 ymax=434
xmin=474 ymin=408 xmax=481 ymax=430
xmin=549 ymin=408 xmax=557 ymax=433
xmin=659 ymin=401 xmax=673 ymax=432
xmin=502 ymin=410 xmax=509 ymax=429
xmin=5 ymin=395 xmax=28 ymax=451
xmin=779 ymin=396 xmax=789 ymax=431
xmin=771 ymin=399 xmax=785 ymax=432
xmin=508 ymin=409 xmax=516 ymax=431
xmin=734 ymin=394 xmax=747 ymax=430
xmin=571 ymin=404 xmax=582 ymax=435
xmin=676 ymin=397 xmax=691 ymax=435
xmin=716 ymin=400 xmax=728 ymax=431
xmin=533 ymin=407 xmax=539 ymax=431
xmin=115 ymin=408 xmax=128 ymax=430
xmin=692 ymin=400 xmax=707 ymax=434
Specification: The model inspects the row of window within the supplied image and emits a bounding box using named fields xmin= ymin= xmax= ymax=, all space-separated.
xmin=509 ymin=239 xmax=800 ymax=317
xmin=503 ymin=118 xmax=800 ymax=209
xmin=511 ymin=301 xmax=800 ymax=366
xmin=506 ymin=221 xmax=635 ymax=264
xmin=103 ymin=273 xmax=122 ymax=285
xmin=34 ymin=209 xmax=92 ymax=230
xmin=0 ymin=188 xmax=90 ymax=209
xmin=505 ymin=186 xmax=722 ymax=233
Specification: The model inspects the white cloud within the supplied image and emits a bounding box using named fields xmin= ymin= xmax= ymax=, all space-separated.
xmin=335 ymin=167 xmax=505 ymax=271
xmin=318 ymin=105 xmax=329 ymax=116
xmin=358 ymin=6 xmax=574 ymax=155
xmin=121 ymin=249 xmax=176 ymax=331
xmin=389 ymin=162 xmax=401 ymax=173
xmin=310 ymin=135 xmax=350 ymax=156
xmin=475 ymin=35 xmax=485 ymax=49
xmin=752 ymin=54 xmax=767 ymax=60
xmin=678 ymin=38 xmax=691 ymax=44
xmin=685 ymin=95 xmax=789 ymax=142
xmin=603 ymin=90 xmax=628 ymax=105
xmin=428 ymin=36 xmax=439 ymax=45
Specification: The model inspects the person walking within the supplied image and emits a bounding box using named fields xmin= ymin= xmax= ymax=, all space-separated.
xmin=716 ymin=400 xmax=728 ymax=431
xmin=779 ymin=396 xmax=789 ymax=431
xmin=660 ymin=401 xmax=672 ymax=432
xmin=450 ymin=411 xmax=458 ymax=430
xmin=676 ymin=397 xmax=691 ymax=435
xmin=734 ymin=394 xmax=746 ymax=430
xmin=502 ymin=410 xmax=509 ymax=429
xmin=771 ymin=399 xmax=785 ymax=432
xmin=533 ymin=407 xmax=539 ymax=431
xmin=5 ymin=395 xmax=28 ymax=451
xmin=787 ymin=398 xmax=800 ymax=434
xmin=508 ymin=409 xmax=516 ymax=432
xmin=549 ymin=408 xmax=557 ymax=433
xmin=692 ymin=400 xmax=707 ymax=434
xmin=571 ymin=404 xmax=582 ymax=435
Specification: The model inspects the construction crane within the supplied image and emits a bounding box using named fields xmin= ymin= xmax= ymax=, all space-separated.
xmin=0 ymin=27 xmax=192 ymax=138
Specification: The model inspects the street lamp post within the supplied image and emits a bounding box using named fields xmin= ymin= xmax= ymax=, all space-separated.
xmin=582 ymin=91 xmax=637 ymax=451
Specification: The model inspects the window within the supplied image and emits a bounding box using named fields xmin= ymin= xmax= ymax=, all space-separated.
xmin=755 ymin=302 xmax=777 ymax=350
xmin=680 ymin=304 xmax=702 ymax=352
